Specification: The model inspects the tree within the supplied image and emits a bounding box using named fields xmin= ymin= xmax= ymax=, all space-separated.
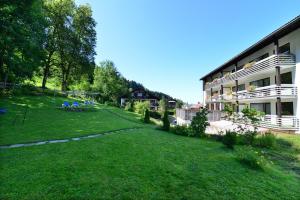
xmin=43 ymin=0 xmax=96 ymax=91
xmin=144 ymin=109 xmax=150 ymax=123
xmin=162 ymin=110 xmax=170 ymax=131
xmin=175 ymin=100 xmax=184 ymax=109
xmin=93 ymin=61 xmax=128 ymax=103
xmin=159 ymin=97 xmax=167 ymax=114
xmin=190 ymin=108 xmax=209 ymax=137
xmin=133 ymin=101 xmax=150 ymax=115
xmin=0 ymin=0 xmax=46 ymax=85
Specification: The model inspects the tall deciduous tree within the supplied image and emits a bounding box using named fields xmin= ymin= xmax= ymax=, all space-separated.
xmin=0 ymin=0 xmax=46 ymax=85
xmin=43 ymin=0 xmax=96 ymax=91
xmin=93 ymin=61 xmax=128 ymax=103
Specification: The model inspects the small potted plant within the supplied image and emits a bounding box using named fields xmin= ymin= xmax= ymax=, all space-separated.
xmin=247 ymin=85 xmax=256 ymax=92
xmin=243 ymin=61 xmax=256 ymax=70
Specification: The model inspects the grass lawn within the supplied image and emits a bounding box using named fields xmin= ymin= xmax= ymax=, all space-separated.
xmin=0 ymin=96 xmax=142 ymax=145
xmin=1 ymin=95 xmax=300 ymax=199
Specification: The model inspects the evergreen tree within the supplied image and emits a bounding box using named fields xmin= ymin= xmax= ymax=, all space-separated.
xmin=162 ymin=110 xmax=170 ymax=131
xmin=144 ymin=109 xmax=150 ymax=123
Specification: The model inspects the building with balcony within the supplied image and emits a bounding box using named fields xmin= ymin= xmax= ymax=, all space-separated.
xmin=200 ymin=16 xmax=300 ymax=133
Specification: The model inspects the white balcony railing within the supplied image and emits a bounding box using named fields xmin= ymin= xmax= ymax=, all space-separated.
xmin=236 ymin=84 xmax=297 ymax=100
xmin=261 ymin=115 xmax=300 ymax=131
xmin=206 ymin=84 xmax=297 ymax=103
xmin=205 ymin=54 xmax=296 ymax=90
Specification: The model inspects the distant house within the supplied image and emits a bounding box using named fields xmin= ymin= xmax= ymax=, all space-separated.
xmin=176 ymin=103 xmax=202 ymax=125
xmin=120 ymin=89 xmax=159 ymax=110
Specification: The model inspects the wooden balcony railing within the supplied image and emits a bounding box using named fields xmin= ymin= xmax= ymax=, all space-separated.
xmin=205 ymin=54 xmax=296 ymax=90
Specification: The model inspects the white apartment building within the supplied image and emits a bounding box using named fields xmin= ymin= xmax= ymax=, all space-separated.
xmin=200 ymin=16 xmax=300 ymax=133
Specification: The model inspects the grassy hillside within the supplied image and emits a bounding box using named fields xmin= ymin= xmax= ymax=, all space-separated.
xmin=0 ymin=95 xmax=300 ymax=199
xmin=0 ymin=96 xmax=142 ymax=145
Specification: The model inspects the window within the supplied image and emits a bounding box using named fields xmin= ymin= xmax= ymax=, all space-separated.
xmin=280 ymin=72 xmax=292 ymax=84
xmin=255 ymin=53 xmax=269 ymax=61
xmin=278 ymin=43 xmax=290 ymax=54
xmin=250 ymin=77 xmax=270 ymax=88
xmin=250 ymin=103 xmax=271 ymax=115
xmin=232 ymin=84 xmax=245 ymax=92
xmin=279 ymin=102 xmax=294 ymax=115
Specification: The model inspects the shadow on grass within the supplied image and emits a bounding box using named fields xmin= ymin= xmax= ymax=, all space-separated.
xmin=264 ymin=138 xmax=300 ymax=177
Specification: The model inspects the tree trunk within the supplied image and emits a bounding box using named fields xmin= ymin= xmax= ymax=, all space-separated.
xmin=42 ymin=51 xmax=53 ymax=89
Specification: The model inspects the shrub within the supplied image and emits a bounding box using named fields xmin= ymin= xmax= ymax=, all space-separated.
xmin=124 ymin=101 xmax=134 ymax=112
xmin=149 ymin=111 xmax=161 ymax=119
xmin=236 ymin=147 xmax=267 ymax=170
xmin=170 ymin=125 xmax=191 ymax=136
xmin=237 ymin=130 xmax=257 ymax=146
xmin=222 ymin=131 xmax=237 ymax=149
xmin=255 ymin=132 xmax=276 ymax=149
xmin=134 ymin=101 xmax=150 ymax=116
xmin=162 ymin=110 xmax=170 ymax=131
xmin=144 ymin=109 xmax=150 ymax=123
xmin=190 ymin=108 xmax=209 ymax=137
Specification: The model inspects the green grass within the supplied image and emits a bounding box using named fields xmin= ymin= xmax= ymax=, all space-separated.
xmin=1 ymin=95 xmax=300 ymax=199
xmin=0 ymin=96 xmax=142 ymax=145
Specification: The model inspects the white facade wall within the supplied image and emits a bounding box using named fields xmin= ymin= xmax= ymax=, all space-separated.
xmin=202 ymin=27 xmax=300 ymax=132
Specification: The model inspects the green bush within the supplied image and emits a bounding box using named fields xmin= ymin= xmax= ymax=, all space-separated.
xmin=170 ymin=125 xmax=191 ymax=136
xmin=149 ymin=111 xmax=161 ymax=119
xmin=144 ymin=109 xmax=150 ymax=123
xmin=255 ymin=132 xmax=276 ymax=149
xmin=162 ymin=110 xmax=170 ymax=131
xmin=237 ymin=130 xmax=257 ymax=145
xmin=134 ymin=101 xmax=150 ymax=116
xmin=236 ymin=147 xmax=267 ymax=170
xmin=124 ymin=101 xmax=134 ymax=112
xmin=222 ymin=131 xmax=237 ymax=149
xmin=190 ymin=108 xmax=209 ymax=137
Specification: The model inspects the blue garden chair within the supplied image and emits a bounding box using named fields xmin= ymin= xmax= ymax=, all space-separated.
xmin=73 ymin=101 xmax=79 ymax=107
xmin=0 ymin=108 xmax=7 ymax=115
xmin=62 ymin=101 xmax=70 ymax=108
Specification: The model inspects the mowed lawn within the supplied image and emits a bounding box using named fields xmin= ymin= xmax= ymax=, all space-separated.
xmin=0 ymin=96 xmax=141 ymax=145
xmin=1 ymin=96 xmax=300 ymax=199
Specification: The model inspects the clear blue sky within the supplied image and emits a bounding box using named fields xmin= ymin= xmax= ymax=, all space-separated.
xmin=76 ymin=0 xmax=300 ymax=103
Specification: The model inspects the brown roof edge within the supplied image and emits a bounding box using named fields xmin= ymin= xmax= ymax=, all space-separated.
xmin=200 ymin=15 xmax=300 ymax=81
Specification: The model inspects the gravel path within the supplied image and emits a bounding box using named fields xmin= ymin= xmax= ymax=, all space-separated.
xmin=0 ymin=127 xmax=142 ymax=149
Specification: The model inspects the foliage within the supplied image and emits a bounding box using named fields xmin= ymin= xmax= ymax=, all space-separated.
xmin=0 ymin=0 xmax=46 ymax=84
xmin=170 ymin=125 xmax=191 ymax=136
xmin=149 ymin=111 xmax=161 ymax=119
xmin=134 ymin=101 xmax=150 ymax=116
xmin=124 ymin=101 xmax=134 ymax=112
xmin=158 ymin=97 xmax=167 ymax=114
xmin=190 ymin=108 xmax=209 ymax=137
xmin=93 ymin=61 xmax=128 ymax=104
xmin=222 ymin=131 xmax=237 ymax=149
xmin=255 ymin=132 xmax=277 ymax=149
xmin=175 ymin=100 xmax=184 ymax=109
xmin=43 ymin=0 xmax=96 ymax=91
xmin=223 ymin=104 xmax=234 ymax=117
xmin=144 ymin=109 xmax=150 ymax=123
xmin=236 ymin=147 xmax=267 ymax=170
xmin=162 ymin=110 xmax=170 ymax=131
xmin=237 ymin=130 xmax=257 ymax=146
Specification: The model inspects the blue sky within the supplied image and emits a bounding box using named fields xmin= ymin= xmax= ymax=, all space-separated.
xmin=76 ymin=0 xmax=300 ymax=103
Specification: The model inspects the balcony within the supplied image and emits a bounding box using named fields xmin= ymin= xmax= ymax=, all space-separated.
xmin=206 ymin=84 xmax=297 ymax=103
xmin=261 ymin=115 xmax=300 ymax=131
xmin=205 ymin=54 xmax=296 ymax=90
xmin=236 ymin=84 xmax=297 ymax=101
